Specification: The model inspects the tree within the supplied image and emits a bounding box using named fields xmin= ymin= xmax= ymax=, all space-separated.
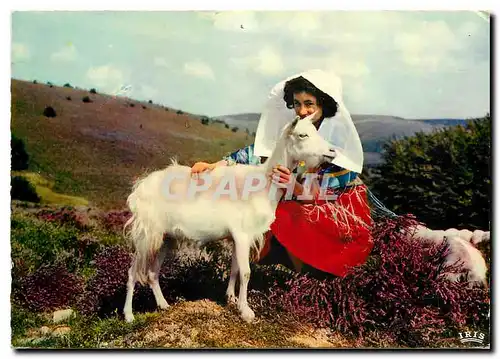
xmin=11 ymin=134 xmax=29 ymax=171
xmin=43 ymin=106 xmax=57 ymax=117
xmin=368 ymin=114 xmax=491 ymax=230
xmin=11 ymin=176 xmax=40 ymax=203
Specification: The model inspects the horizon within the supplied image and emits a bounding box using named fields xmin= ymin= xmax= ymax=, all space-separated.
xmin=11 ymin=11 xmax=490 ymax=119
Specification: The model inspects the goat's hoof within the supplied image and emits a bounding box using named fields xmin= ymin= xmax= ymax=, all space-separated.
xmin=239 ymin=306 xmax=255 ymax=323
xmin=158 ymin=300 xmax=170 ymax=310
xmin=226 ymin=293 xmax=238 ymax=305
xmin=124 ymin=312 xmax=135 ymax=323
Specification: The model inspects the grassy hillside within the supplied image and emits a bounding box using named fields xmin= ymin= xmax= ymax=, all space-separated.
xmin=11 ymin=79 xmax=252 ymax=210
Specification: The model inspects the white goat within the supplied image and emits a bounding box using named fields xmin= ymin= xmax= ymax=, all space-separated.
xmin=122 ymin=112 xmax=332 ymax=323
xmin=407 ymin=225 xmax=490 ymax=287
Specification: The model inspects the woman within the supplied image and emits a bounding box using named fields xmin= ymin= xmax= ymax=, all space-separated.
xmin=191 ymin=69 xmax=373 ymax=277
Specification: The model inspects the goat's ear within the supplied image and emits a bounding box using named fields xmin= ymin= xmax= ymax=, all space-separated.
xmin=285 ymin=116 xmax=300 ymax=136
xmin=303 ymin=111 xmax=318 ymax=123
xmin=290 ymin=116 xmax=300 ymax=129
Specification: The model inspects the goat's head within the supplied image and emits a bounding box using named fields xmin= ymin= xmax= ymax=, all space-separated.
xmin=284 ymin=112 xmax=332 ymax=169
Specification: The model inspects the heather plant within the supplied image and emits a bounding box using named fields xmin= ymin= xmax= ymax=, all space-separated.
xmin=11 ymin=214 xmax=99 ymax=276
xmin=76 ymin=245 xmax=133 ymax=316
xmin=14 ymin=263 xmax=85 ymax=312
xmin=100 ymin=209 xmax=131 ymax=234
xmin=258 ymin=215 xmax=490 ymax=347
xmin=36 ymin=206 xmax=91 ymax=231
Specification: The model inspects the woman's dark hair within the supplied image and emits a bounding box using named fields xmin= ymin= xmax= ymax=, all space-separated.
xmin=283 ymin=76 xmax=338 ymax=118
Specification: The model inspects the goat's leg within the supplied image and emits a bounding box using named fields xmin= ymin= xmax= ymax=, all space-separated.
xmin=225 ymin=240 xmax=239 ymax=305
xmin=123 ymin=257 xmax=138 ymax=323
xmin=148 ymin=241 xmax=170 ymax=310
xmin=233 ymin=232 xmax=255 ymax=323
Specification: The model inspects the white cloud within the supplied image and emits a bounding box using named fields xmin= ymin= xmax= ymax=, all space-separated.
xmin=140 ymin=84 xmax=159 ymax=100
xmin=154 ymin=57 xmax=171 ymax=68
xmin=259 ymin=12 xmax=322 ymax=37
xmin=183 ymin=60 xmax=215 ymax=80
xmin=394 ymin=20 xmax=463 ymax=72
xmin=11 ymin=42 xmax=30 ymax=62
xmin=203 ymin=11 xmax=259 ymax=32
xmin=230 ymin=46 xmax=285 ymax=76
xmin=51 ymin=44 xmax=78 ymax=62
xmin=86 ymin=65 xmax=125 ymax=92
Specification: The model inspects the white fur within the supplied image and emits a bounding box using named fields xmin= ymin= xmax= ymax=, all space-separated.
xmin=407 ymin=225 xmax=490 ymax=287
xmin=122 ymin=113 xmax=332 ymax=323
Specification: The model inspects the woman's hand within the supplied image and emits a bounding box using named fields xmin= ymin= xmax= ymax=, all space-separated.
xmin=270 ymin=165 xmax=292 ymax=186
xmin=191 ymin=162 xmax=216 ymax=176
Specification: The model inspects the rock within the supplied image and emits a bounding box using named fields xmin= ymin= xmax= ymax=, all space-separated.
xmin=52 ymin=326 xmax=71 ymax=337
xmin=52 ymin=309 xmax=74 ymax=323
xmin=39 ymin=326 xmax=51 ymax=336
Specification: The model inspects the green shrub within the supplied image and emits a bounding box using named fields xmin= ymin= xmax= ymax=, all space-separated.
xmin=11 ymin=176 xmax=40 ymax=203
xmin=369 ymin=115 xmax=491 ymax=230
xmin=11 ymin=134 xmax=29 ymax=171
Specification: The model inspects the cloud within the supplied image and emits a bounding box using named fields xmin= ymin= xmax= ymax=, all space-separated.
xmin=259 ymin=12 xmax=322 ymax=37
xmin=202 ymin=11 xmax=259 ymax=32
xmin=154 ymin=57 xmax=171 ymax=68
xmin=394 ymin=20 xmax=462 ymax=72
xmin=11 ymin=42 xmax=30 ymax=62
xmin=140 ymin=84 xmax=159 ymax=100
xmin=51 ymin=44 xmax=78 ymax=62
xmin=183 ymin=60 xmax=215 ymax=80
xmin=86 ymin=65 xmax=125 ymax=92
xmin=230 ymin=45 xmax=285 ymax=76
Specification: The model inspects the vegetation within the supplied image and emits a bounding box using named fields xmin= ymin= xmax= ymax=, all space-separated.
xmin=368 ymin=115 xmax=491 ymax=230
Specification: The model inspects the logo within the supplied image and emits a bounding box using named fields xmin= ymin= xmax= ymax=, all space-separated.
xmin=458 ymin=331 xmax=486 ymax=344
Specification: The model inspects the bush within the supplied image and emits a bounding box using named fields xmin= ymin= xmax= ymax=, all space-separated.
xmin=99 ymin=210 xmax=131 ymax=234
xmin=76 ymin=245 xmax=132 ymax=316
xmin=129 ymin=103 xmax=135 ymax=107
xmin=231 ymin=127 xmax=238 ymax=132
xmin=369 ymin=115 xmax=491 ymax=230
xmin=11 ymin=176 xmax=40 ymax=203
xmin=15 ymin=264 xmax=84 ymax=312
xmin=259 ymin=215 xmax=490 ymax=347
xmin=142 ymin=105 xmax=146 ymax=109
xmin=11 ymin=134 xmax=29 ymax=171
xmin=11 ymin=213 xmax=97 ymax=276
xmin=64 ymin=83 xmax=72 ymax=88
xmin=43 ymin=106 xmax=57 ymax=118
xmin=89 ymin=88 xmax=97 ymax=94
xmin=176 ymin=110 xmax=183 ymax=115
xmin=32 ymin=80 xmax=37 ymax=84
xmin=201 ymin=117 xmax=210 ymax=125
xmin=148 ymin=100 xmax=153 ymax=104
xmin=36 ymin=207 xmax=91 ymax=231
xmin=82 ymin=96 xmax=92 ymax=103
xmin=66 ymin=96 xmax=72 ymax=101
xmin=225 ymin=124 xmax=229 ymax=129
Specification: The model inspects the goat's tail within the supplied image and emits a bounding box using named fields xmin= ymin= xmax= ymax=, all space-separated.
xmin=123 ymin=176 xmax=165 ymax=285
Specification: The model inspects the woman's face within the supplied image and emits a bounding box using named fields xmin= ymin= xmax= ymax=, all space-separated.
xmin=293 ymin=92 xmax=323 ymax=123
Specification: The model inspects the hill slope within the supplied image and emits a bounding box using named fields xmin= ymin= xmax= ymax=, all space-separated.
xmin=11 ymin=79 xmax=252 ymax=209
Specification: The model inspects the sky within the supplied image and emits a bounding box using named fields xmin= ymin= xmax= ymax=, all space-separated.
xmin=10 ymin=10 xmax=491 ymax=119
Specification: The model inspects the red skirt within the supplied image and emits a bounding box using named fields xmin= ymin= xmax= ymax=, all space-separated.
xmin=259 ymin=184 xmax=374 ymax=277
